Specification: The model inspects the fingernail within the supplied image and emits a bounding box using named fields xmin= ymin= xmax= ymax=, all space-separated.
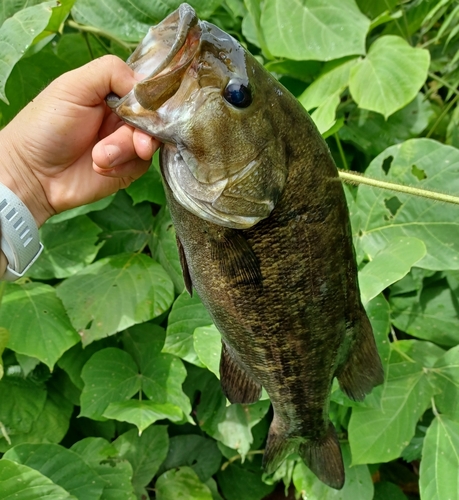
xmin=104 ymin=144 xmax=121 ymax=166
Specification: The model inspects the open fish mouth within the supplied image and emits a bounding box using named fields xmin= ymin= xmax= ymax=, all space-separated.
xmin=106 ymin=3 xmax=202 ymax=112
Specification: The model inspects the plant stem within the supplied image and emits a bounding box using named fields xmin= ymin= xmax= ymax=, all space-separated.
xmin=428 ymin=72 xmax=459 ymax=97
xmin=334 ymin=134 xmax=348 ymax=170
xmin=221 ymin=450 xmax=265 ymax=471
xmin=67 ymin=20 xmax=136 ymax=51
xmin=426 ymin=92 xmax=459 ymax=138
xmin=338 ymin=170 xmax=459 ymax=206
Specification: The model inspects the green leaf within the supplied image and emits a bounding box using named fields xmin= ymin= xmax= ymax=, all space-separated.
xmin=0 ymin=327 xmax=8 ymax=380
xmin=261 ymin=0 xmax=370 ymax=61
xmin=149 ymin=205 xmax=185 ymax=294
xmin=160 ymin=435 xmax=222 ymax=482
xmin=56 ymin=253 xmax=174 ymax=345
xmin=0 ymin=44 xmax=70 ymax=126
xmin=126 ymin=160 xmax=166 ymax=206
xmin=339 ymin=94 xmax=435 ymax=157
xmin=0 ymin=377 xmax=46 ymax=441
xmin=373 ymin=481 xmax=408 ymax=500
xmin=122 ymin=324 xmax=192 ymax=422
xmin=156 ymin=466 xmax=213 ymax=500
xmin=49 ymin=195 xmax=115 ymax=224
xmin=210 ymin=400 xmax=271 ymax=458
xmin=0 ymin=1 xmax=55 ymax=104
xmin=390 ymin=283 xmax=459 ymax=347
xmin=80 ymin=347 xmax=141 ymax=420
xmin=356 ymin=0 xmax=398 ymax=18
xmin=28 ymin=215 xmax=103 ymax=280
xmin=88 ymin=191 xmax=153 ymax=258
xmin=358 ymin=237 xmax=426 ymax=304
xmin=293 ymin=443 xmax=373 ymax=499
xmin=113 ymin=425 xmax=169 ymax=495
xmin=365 ymin=294 xmax=391 ymax=371
xmin=300 ymin=58 xmax=356 ymax=110
xmin=419 ymin=415 xmax=459 ymax=500
xmin=217 ymin=461 xmax=275 ymax=500
xmin=194 ymin=325 xmax=221 ymax=379
xmin=349 ymin=35 xmax=430 ymax=118
xmin=164 ymin=291 xmax=212 ymax=366
xmin=0 ymin=459 xmax=76 ymax=500
xmin=432 ymin=345 xmax=459 ymax=417
xmin=348 ymin=342 xmax=437 ymax=464
xmin=4 ymin=443 xmax=105 ymax=499
xmin=0 ymin=283 xmax=79 ymax=370
xmin=1 ymin=387 xmax=73 ymax=452
xmin=103 ymin=400 xmax=183 ymax=433
xmin=70 ymin=437 xmax=136 ymax=500
xmin=355 ymin=139 xmax=459 ymax=270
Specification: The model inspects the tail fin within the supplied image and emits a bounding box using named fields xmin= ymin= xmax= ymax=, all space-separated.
xmin=263 ymin=418 xmax=344 ymax=490
xmin=338 ymin=312 xmax=384 ymax=401
xmin=299 ymin=424 xmax=344 ymax=490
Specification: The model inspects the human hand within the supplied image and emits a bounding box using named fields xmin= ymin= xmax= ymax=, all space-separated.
xmin=0 ymin=55 xmax=160 ymax=227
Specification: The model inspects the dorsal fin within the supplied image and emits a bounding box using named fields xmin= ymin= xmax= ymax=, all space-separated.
xmin=220 ymin=341 xmax=261 ymax=404
xmin=176 ymin=236 xmax=193 ymax=295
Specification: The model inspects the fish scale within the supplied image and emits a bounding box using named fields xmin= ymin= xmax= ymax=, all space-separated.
xmin=108 ymin=3 xmax=384 ymax=489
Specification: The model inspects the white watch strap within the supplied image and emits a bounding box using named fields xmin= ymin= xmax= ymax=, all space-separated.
xmin=0 ymin=183 xmax=43 ymax=281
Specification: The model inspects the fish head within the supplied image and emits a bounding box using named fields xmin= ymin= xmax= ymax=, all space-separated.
xmin=108 ymin=3 xmax=288 ymax=229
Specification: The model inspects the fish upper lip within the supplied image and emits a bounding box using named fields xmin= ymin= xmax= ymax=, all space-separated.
xmin=107 ymin=3 xmax=202 ymax=112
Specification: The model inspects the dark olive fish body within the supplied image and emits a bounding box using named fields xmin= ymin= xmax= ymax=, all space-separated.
xmin=109 ymin=4 xmax=384 ymax=489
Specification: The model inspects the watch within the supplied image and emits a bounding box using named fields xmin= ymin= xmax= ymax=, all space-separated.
xmin=0 ymin=183 xmax=43 ymax=281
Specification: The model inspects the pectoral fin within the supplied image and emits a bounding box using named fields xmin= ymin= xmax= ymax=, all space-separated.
xmin=176 ymin=236 xmax=193 ymax=295
xmin=211 ymin=230 xmax=262 ymax=289
xmin=220 ymin=341 xmax=261 ymax=404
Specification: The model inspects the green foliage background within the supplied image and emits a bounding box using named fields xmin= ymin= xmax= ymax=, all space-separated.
xmin=1 ymin=0 xmax=459 ymax=498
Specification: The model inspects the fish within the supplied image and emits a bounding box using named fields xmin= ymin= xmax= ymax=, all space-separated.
xmin=107 ymin=3 xmax=384 ymax=489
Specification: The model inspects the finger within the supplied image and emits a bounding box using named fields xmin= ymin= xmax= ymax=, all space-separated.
xmin=50 ymin=55 xmax=139 ymax=107
xmin=93 ymin=157 xmax=152 ymax=182
xmin=133 ymin=128 xmax=161 ymax=160
xmin=92 ymin=124 xmax=144 ymax=168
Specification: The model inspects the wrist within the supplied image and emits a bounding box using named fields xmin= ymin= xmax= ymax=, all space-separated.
xmin=0 ymin=127 xmax=54 ymax=227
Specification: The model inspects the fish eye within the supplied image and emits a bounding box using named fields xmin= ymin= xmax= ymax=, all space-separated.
xmin=223 ymin=82 xmax=252 ymax=108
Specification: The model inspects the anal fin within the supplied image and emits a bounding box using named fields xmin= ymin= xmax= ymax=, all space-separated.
xmin=176 ymin=236 xmax=193 ymax=295
xmin=337 ymin=311 xmax=384 ymax=401
xmin=220 ymin=341 xmax=261 ymax=404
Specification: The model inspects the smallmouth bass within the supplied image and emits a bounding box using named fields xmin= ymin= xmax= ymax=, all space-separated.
xmin=108 ymin=4 xmax=384 ymax=489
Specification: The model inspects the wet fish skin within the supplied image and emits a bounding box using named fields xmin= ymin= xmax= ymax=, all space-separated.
xmin=109 ymin=4 xmax=384 ymax=489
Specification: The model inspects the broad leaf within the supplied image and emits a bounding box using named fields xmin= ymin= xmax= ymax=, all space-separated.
xmin=217 ymin=461 xmax=275 ymax=500
xmin=0 ymin=1 xmax=55 ymax=103
xmin=122 ymin=324 xmax=192 ymax=421
xmin=390 ymin=283 xmax=459 ymax=347
xmin=349 ymin=35 xmax=430 ymax=118
xmin=149 ymin=205 xmax=185 ymax=294
xmin=293 ymin=443 xmax=373 ymax=499
xmin=0 ymin=459 xmax=76 ymax=500
xmin=56 ymin=253 xmax=174 ymax=345
xmin=80 ymin=348 xmax=141 ymax=420
xmin=194 ymin=325 xmax=221 ymax=379
xmin=261 ymin=0 xmax=369 ymax=61
xmin=339 ymin=94 xmax=434 ymax=156
xmin=103 ymin=400 xmax=183 ymax=433
xmin=164 ymin=291 xmax=212 ymax=366
xmin=88 ymin=190 xmax=153 ymax=258
xmin=113 ymin=426 xmax=169 ymax=496
xmin=0 ymin=377 xmax=46 ymax=444
xmin=432 ymin=345 xmax=459 ymax=417
xmin=358 ymin=237 xmax=426 ymax=304
xmin=0 ymin=327 xmax=8 ymax=380
xmin=419 ymin=415 xmax=459 ymax=500
xmin=28 ymin=215 xmax=102 ymax=280
xmin=159 ymin=435 xmax=222 ymax=482
xmin=49 ymin=195 xmax=115 ymax=223
xmin=355 ymin=139 xmax=459 ymax=270
xmin=71 ymin=437 xmax=136 ymax=500
xmin=349 ymin=342 xmax=437 ymax=464
xmin=4 ymin=443 xmax=105 ymax=499
xmin=210 ymin=400 xmax=271 ymax=458
xmin=126 ymin=160 xmax=166 ymax=206
xmin=0 ymin=283 xmax=79 ymax=369
xmin=156 ymin=466 xmax=213 ymax=500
